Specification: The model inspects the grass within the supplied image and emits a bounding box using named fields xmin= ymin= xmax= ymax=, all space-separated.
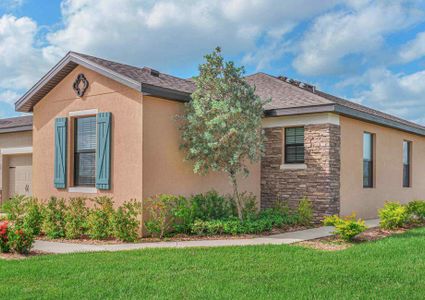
xmin=1 ymin=227 xmax=424 ymax=299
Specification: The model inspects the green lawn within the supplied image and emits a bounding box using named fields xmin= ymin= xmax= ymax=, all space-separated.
xmin=1 ymin=228 xmax=424 ymax=299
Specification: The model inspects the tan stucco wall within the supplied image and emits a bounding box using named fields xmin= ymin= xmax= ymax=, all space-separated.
xmin=0 ymin=131 xmax=32 ymax=201
xmin=33 ymin=65 xmax=143 ymax=204
xmin=340 ymin=116 xmax=425 ymax=218
xmin=142 ymin=96 xmax=261 ymax=201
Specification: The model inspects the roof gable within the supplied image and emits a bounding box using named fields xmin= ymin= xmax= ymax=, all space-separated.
xmin=15 ymin=52 xmax=194 ymax=112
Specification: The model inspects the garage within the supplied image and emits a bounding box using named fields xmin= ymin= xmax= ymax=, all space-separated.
xmin=0 ymin=116 xmax=33 ymax=205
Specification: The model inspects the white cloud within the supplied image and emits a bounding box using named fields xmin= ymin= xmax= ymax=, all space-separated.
xmin=0 ymin=0 xmax=24 ymax=10
xmin=293 ymin=1 xmax=423 ymax=76
xmin=0 ymin=90 xmax=20 ymax=105
xmin=399 ymin=32 xmax=425 ymax=63
xmin=0 ymin=14 xmax=53 ymax=90
xmin=351 ymin=68 xmax=425 ymax=123
xmin=45 ymin=0 xmax=339 ymax=71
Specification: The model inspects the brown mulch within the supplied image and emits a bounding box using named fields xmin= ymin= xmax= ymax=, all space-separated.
xmin=296 ymin=224 xmax=422 ymax=252
xmin=0 ymin=250 xmax=49 ymax=260
xmin=35 ymin=224 xmax=313 ymax=245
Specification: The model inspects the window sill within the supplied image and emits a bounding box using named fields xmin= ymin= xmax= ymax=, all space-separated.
xmin=68 ymin=187 xmax=98 ymax=194
xmin=280 ymin=163 xmax=307 ymax=170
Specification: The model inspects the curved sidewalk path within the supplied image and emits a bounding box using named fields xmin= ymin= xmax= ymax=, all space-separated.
xmin=33 ymin=219 xmax=380 ymax=254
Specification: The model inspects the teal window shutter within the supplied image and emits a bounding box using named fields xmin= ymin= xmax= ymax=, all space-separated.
xmin=96 ymin=112 xmax=111 ymax=189
xmin=54 ymin=117 xmax=68 ymax=189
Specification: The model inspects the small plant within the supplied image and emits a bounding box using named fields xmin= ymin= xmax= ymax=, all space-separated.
xmin=406 ymin=200 xmax=425 ymax=222
xmin=379 ymin=202 xmax=409 ymax=229
xmin=86 ymin=197 xmax=115 ymax=240
xmin=1 ymin=195 xmax=27 ymax=221
xmin=334 ymin=218 xmax=367 ymax=242
xmin=240 ymin=192 xmax=258 ymax=221
xmin=112 ymin=200 xmax=142 ymax=242
xmin=8 ymin=224 xmax=34 ymax=254
xmin=144 ymin=194 xmax=180 ymax=238
xmin=323 ymin=215 xmax=342 ymax=226
xmin=0 ymin=221 xmax=10 ymax=253
xmin=170 ymin=196 xmax=193 ymax=234
xmin=297 ymin=197 xmax=313 ymax=226
xmin=190 ymin=191 xmax=235 ymax=221
xmin=65 ymin=198 xmax=89 ymax=239
xmin=273 ymin=199 xmax=290 ymax=216
xmin=42 ymin=197 xmax=66 ymax=239
xmin=22 ymin=198 xmax=43 ymax=235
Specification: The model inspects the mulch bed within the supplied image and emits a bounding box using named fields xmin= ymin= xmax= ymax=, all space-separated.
xmin=35 ymin=224 xmax=313 ymax=245
xmin=0 ymin=250 xmax=49 ymax=260
xmin=296 ymin=223 xmax=422 ymax=251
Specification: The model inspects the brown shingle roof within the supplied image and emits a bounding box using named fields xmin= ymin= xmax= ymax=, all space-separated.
xmin=73 ymin=52 xmax=195 ymax=94
xmin=245 ymin=73 xmax=333 ymax=110
xmin=0 ymin=115 xmax=32 ymax=133
xmin=244 ymin=72 xmax=425 ymax=133
xmin=14 ymin=51 xmax=425 ymax=135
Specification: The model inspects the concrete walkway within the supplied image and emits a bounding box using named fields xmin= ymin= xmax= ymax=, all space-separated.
xmin=33 ymin=219 xmax=380 ymax=254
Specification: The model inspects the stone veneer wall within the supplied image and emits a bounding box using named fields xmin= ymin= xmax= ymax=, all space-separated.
xmin=261 ymin=123 xmax=341 ymax=221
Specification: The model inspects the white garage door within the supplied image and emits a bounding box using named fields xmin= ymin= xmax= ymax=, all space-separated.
xmin=8 ymin=154 xmax=32 ymax=197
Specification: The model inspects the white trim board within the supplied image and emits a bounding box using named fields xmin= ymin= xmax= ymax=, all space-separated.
xmin=69 ymin=109 xmax=98 ymax=117
xmin=68 ymin=187 xmax=98 ymax=194
xmin=262 ymin=112 xmax=340 ymax=128
xmin=1 ymin=147 xmax=33 ymax=155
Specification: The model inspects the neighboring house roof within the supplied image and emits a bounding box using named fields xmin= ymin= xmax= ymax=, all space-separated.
xmin=0 ymin=116 xmax=32 ymax=133
xmin=15 ymin=52 xmax=425 ymax=136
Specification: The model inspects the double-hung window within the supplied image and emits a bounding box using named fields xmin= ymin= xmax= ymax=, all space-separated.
xmin=403 ymin=140 xmax=411 ymax=187
xmin=74 ymin=116 xmax=96 ymax=186
xmin=285 ymin=127 xmax=304 ymax=164
xmin=363 ymin=132 xmax=374 ymax=188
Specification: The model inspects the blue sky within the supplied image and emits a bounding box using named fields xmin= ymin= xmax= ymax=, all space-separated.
xmin=1 ymin=0 xmax=425 ymax=124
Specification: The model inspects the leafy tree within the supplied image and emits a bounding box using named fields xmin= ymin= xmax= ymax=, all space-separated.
xmin=180 ymin=47 xmax=266 ymax=219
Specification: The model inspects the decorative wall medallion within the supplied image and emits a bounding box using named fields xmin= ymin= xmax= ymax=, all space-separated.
xmin=73 ymin=73 xmax=89 ymax=97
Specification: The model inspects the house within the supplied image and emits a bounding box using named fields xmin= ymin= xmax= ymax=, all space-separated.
xmin=0 ymin=116 xmax=32 ymax=202
xmin=2 ymin=51 xmax=425 ymax=220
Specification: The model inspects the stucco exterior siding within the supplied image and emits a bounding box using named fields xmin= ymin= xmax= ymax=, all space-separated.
xmin=340 ymin=116 xmax=425 ymax=218
xmin=0 ymin=131 xmax=33 ymax=202
xmin=142 ymin=96 xmax=261 ymax=201
xmin=32 ymin=66 xmax=143 ymax=204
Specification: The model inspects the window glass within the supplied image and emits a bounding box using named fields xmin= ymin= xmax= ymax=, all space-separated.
xmin=285 ymin=127 xmax=304 ymax=164
xmin=363 ymin=133 xmax=373 ymax=188
xmin=74 ymin=116 xmax=96 ymax=186
xmin=403 ymin=141 xmax=411 ymax=187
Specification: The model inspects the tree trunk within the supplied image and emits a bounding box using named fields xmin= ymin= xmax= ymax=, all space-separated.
xmin=230 ymin=173 xmax=243 ymax=220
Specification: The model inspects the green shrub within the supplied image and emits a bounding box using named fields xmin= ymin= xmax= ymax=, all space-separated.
xmin=22 ymin=198 xmax=43 ymax=235
xmin=297 ymin=197 xmax=313 ymax=226
xmin=144 ymin=194 xmax=181 ymax=238
xmin=112 ymin=200 xmax=142 ymax=242
xmin=190 ymin=209 xmax=300 ymax=236
xmin=7 ymin=224 xmax=34 ymax=254
xmin=64 ymin=198 xmax=89 ymax=239
xmin=273 ymin=199 xmax=290 ymax=216
xmin=86 ymin=197 xmax=115 ymax=240
xmin=1 ymin=196 xmax=43 ymax=235
xmin=42 ymin=197 xmax=66 ymax=239
xmin=323 ymin=215 xmax=342 ymax=226
xmin=240 ymin=192 xmax=258 ymax=221
xmin=0 ymin=221 xmax=10 ymax=253
xmin=406 ymin=200 xmax=425 ymax=222
xmin=190 ymin=191 xmax=235 ymax=221
xmin=1 ymin=195 xmax=26 ymax=221
xmin=379 ymin=202 xmax=409 ymax=229
xmin=170 ymin=196 xmax=193 ymax=234
xmin=334 ymin=218 xmax=367 ymax=241
xmin=257 ymin=209 xmax=299 ymax=227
